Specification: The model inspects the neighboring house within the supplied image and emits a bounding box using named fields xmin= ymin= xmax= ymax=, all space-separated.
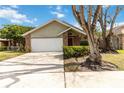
xmin=0 ymin=38 xmax=18 ymax=50
xmin=112 ymin=25 xmax=124 ymax=49
xmin=22 ymin=19 xmax=87 ymax=52
xmin=0 ymin=38 xmax=9 ymax=47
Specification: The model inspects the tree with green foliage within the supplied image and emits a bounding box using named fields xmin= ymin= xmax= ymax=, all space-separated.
xmin=0 ymin=24 xmax=33 ymax=51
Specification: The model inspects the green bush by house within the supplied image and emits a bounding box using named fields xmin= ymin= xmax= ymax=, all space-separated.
xmin=63 ymin=46 xmax=89 ymax=59
xmin=80 ymin=41 xmax=89 ymax=46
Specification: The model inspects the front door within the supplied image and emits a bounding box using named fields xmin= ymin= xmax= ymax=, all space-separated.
xmin=68 ymin=37 xmax=73 ymax=46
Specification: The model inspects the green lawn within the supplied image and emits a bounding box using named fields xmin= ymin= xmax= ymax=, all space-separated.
xmin=64 ymin=50 xmax=124 ymax=71
xmin=0 ymin=51 xmax=25 ymax=61
xmin=117 ymin=50 xmax=124 ymax=54
xmin=102 ymin=54 xmax=124 ymax=70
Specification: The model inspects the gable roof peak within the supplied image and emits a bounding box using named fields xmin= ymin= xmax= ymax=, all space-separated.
xmin=22 ymin=19 xmax=86 ymax=36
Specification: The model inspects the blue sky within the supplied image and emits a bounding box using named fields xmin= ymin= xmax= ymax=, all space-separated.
xmin=0 ymin=5 xmax=124 ymax=28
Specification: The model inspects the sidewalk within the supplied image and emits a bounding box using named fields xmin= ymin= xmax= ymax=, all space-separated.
xmin=65 ymin=71 xmax=124 ymax=88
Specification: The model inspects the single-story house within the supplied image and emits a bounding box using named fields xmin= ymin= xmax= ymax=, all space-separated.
xmin=112 ymin=25 xmax=124 ymax=49
xmin=0 ymin=38 xmax=18 ymax=50
xmin=22 ymin=19 xmax=87 ymax=52
xmin=1 ymin=19 xmax=123 ymax=51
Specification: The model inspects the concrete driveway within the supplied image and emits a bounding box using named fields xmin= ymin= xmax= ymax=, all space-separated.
xmin=0 ymin=52 xmax=65 ymax=88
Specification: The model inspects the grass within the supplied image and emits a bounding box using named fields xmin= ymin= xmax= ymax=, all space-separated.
xmin=102 ymin=54 xmax=124 ymax=70
xmin=64 ymin=50 xmax=124 ymax=71
xmin=0 ymin=51 xmax=25 ymax=61
xmin=117 ymin=50 xmax=124 ymax=54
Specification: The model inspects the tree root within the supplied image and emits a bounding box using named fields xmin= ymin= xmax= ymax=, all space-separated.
xmin=80 ymin=58 xmax=118 ymax=71
xmin=100 ymin=49 xmax=119 ymax=54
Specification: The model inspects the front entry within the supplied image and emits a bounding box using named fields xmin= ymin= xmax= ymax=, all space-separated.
xmin=68 ymin=37 xmax=73 ymax=46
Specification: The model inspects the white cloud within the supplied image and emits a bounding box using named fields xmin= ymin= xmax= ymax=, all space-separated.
xmin=74 ymin=22 xmax=82 ymax=29
xmin=56 ymin=6 xmax=61 ymax=11
xmin=51 ymin=11 xmax=65 ymax=18
xmin=33 ymin=18 xmax=37 ymax=22
xmin=49 ymin=5 xmax=62 ymax=11
xmin=0 ymin=7 xmax=37 ymax=24
xmin=50 ymin=6 xmax=65 ymax=19
xmin=9 ymin=5 xmax=19 ymax=9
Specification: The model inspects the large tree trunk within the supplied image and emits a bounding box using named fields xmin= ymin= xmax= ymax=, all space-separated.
xmin=100 ymin=34 xmax=117 ymax=53
xmin=81 ymin=30 xmax=102 ymax=70
xmin=99 ymin=37 xmax=111 ymax=52
xmin=88 ymin=32 xmax=101 ymax=62
xmin=88 ymin=42 xmax=102 ymax=64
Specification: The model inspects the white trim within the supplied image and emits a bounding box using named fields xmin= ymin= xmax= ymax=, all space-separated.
xmin=57 ymin=27 xmax=71 ymax=36
xmin=0 ymin=38 xmax=9 ymax=41
xmin=55 ymin=19 xmax=86 ymax=35
xmin=57 ymin=27 xmax=86 ymax=36
xmin=22 ymin=19 xmax=86 ymax=37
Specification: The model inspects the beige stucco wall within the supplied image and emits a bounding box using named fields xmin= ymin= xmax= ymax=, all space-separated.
xmin=31 ymin=21 xmax=69 ymax=38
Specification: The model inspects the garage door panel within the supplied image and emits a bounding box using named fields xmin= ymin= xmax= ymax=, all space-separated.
xmin=31 ymin=38 xmax=63 ymax=52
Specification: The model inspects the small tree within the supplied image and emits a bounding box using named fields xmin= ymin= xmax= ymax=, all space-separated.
xmin=0 ymin=24 xmax=33 ymax=51
xmin=72 ymin=5 xmax=102 ymax=70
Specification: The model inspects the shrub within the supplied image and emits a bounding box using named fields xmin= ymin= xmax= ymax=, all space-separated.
xmin=63 ymin=46 xmax=89 ymax=59
xmin=80 ymin=41 xmax=89 ymax=46
xmin=0 ymin=46 xmax=7 ymax=51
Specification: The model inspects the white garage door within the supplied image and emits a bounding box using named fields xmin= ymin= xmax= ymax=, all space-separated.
xmin=31 ymin=38 xmax=63 ymax=52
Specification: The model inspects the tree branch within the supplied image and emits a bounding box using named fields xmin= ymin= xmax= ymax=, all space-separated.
xmin=72 ymin=6 xmax=82 ymax=26
xmin=92 ymin=5 xmax=102 ymax=32
xmin=108 ymin=6 xmax=121 ymax=37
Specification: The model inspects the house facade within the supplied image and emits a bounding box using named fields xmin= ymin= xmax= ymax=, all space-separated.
xmin=112 ymin=25 xmax=124 ymax=49
xmin=22 ymin=19 xmax=87 ymax=52
xmin=0 ymin=38 xmax=9 ymax=47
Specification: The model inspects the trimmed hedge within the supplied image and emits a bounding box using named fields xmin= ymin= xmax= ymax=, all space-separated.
xmin=80 ymin=41 xmax=89 ymax=46
xmin=63 ymin=46 xmax=89 ymax=59
xmin=0 ymin=46 xmax=7 ymax=51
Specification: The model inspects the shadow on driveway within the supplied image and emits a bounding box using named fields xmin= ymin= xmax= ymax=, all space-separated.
xmin=0 ymin=63 xmax=63 ymax=88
